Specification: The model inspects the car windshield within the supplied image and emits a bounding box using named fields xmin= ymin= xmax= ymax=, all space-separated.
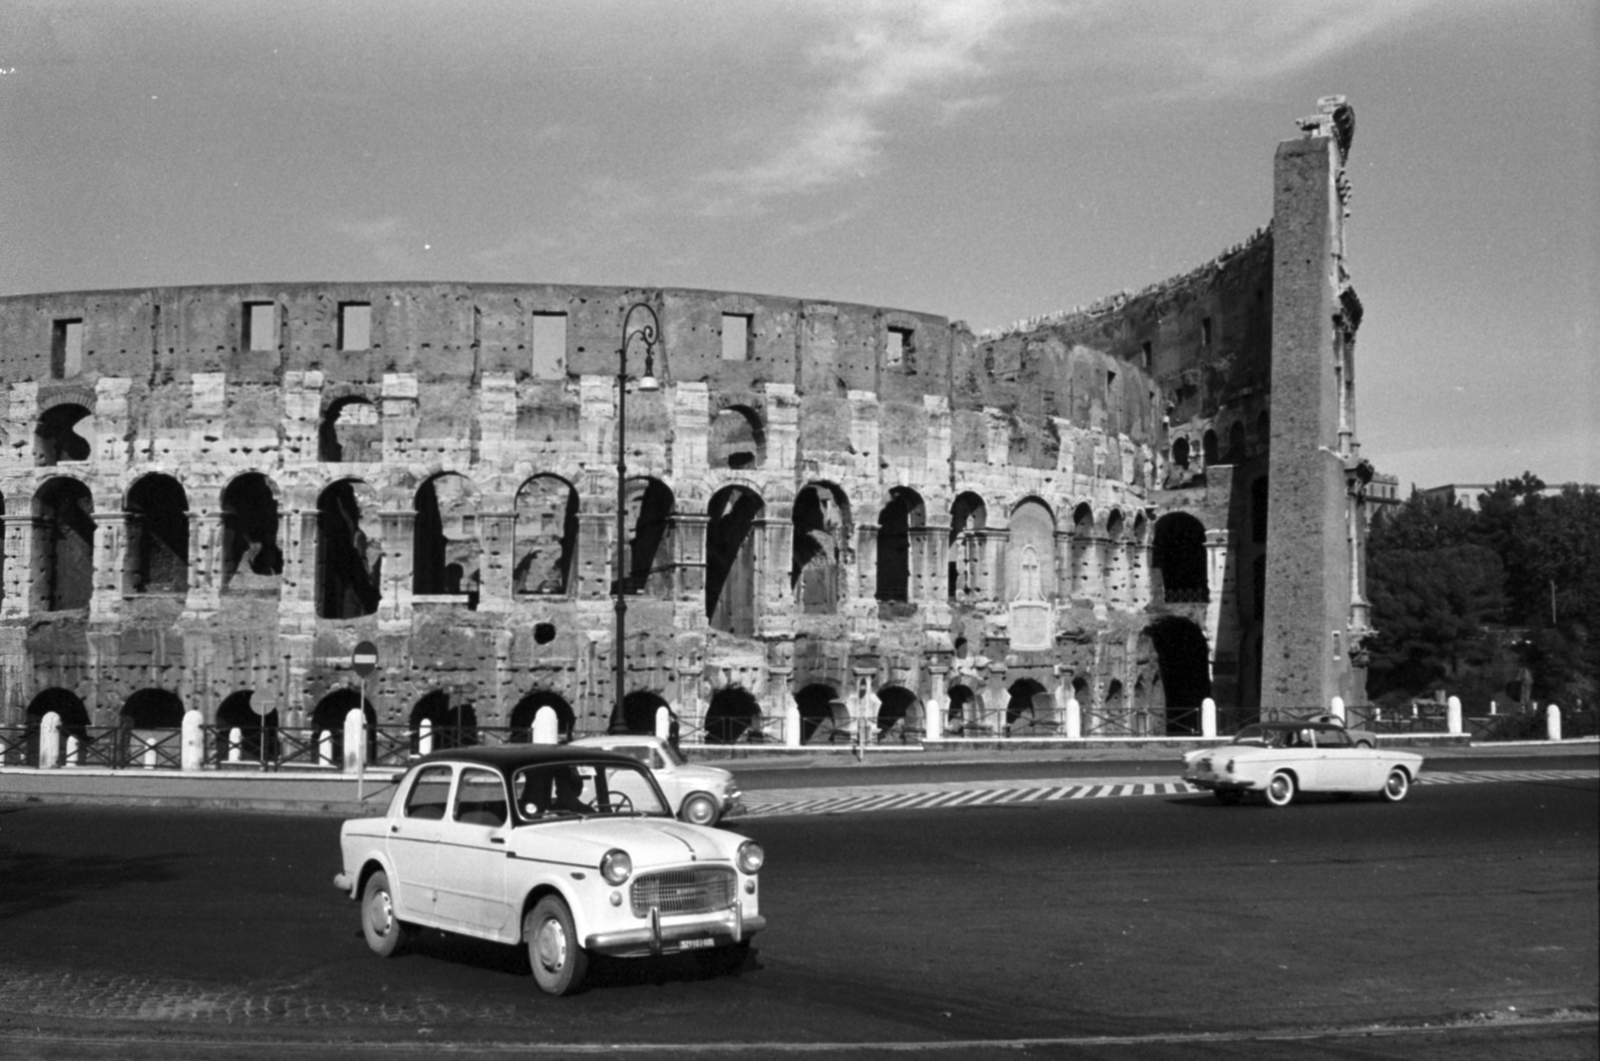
xmin=659 ymin=741 xmax=688 ymax=767
xmin=1233 ymin=725 xmax=1288 ymax=748
xmin=511 ymin=760 xmax=673 ymax=822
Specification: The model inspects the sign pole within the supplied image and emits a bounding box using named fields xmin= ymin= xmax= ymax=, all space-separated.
xmin=351 ymin=641 xmax=380 ymax=807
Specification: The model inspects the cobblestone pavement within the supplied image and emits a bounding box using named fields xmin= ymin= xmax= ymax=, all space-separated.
xmin=739 ymin=768 xmax=1600 ymax=818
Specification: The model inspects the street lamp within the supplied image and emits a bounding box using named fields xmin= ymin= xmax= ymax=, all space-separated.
xmin=615 ymin=303 xmax=660 ymax=733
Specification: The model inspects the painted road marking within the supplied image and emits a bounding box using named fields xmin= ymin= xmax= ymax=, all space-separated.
xmin=739 ymin=769 xmax=1598 ymax=818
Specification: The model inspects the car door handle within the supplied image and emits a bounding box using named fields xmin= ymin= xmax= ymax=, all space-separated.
xmin=490 ymin=836 xmax=505 ymax=845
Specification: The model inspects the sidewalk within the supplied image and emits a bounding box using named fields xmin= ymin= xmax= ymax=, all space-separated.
xmin=1 ymin=737 xmax=1592 ymax=817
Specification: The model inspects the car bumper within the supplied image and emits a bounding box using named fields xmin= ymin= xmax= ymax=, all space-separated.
xmin=333 ymin=871 xmax=354 ymax=895
xmin=585 ymin=904 xmax=766 ymax=958
xmin=1184 ymin=775 xmax=1257 ymax=793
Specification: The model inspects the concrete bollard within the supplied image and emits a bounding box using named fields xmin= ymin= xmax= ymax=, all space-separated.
xmin=923 ymin=695 xmax=943 ymax=744
xmin=343 ymin=708 xmax=366 ymax=773
xmin=532 ymin=706 xmax=558 ymax=745
xmin=1065 ymin=697 xmax=1082 ymax=740
xmin=318 ymin=728 xmax=335 ymax=767
xmin=418 ymin=719 xmax=434 ymax=756
xmin=1201 ymin=697 xmax=1217 ymax=738
xmin=65 ymin=735 xmax=80 ymax=768
xmin=784 ymin=695 xmax=801 ymax=748
xmin=229 ymin=727 xmax=243 ymax=763
xmin=655 ymin=705 xmax=672 ymax=741
xmin=142 ymin=735 xmax=158 ymax=770
xmin=1546 ymin=704 xmax=1562 ymax=742
xmin=1447 ymin=696 xmax=1462 ymax=735
xmin=39 ymin=712 xmax=61 ymax=769
xmin=1329 ymin=696 xmax=1346 ymax=724
xmin=181 ymin=710 xmax=204 ymax=772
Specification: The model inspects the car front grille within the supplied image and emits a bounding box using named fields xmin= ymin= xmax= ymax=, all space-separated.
xmin=631 ymin=867 xmax=736 ymax=917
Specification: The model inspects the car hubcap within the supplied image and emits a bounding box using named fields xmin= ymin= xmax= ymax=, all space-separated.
xmin=1388 ymin=774 xmax=1405 ymax=797
xmin=535 ymin=919 xmax=567 ymax=972
xmin=369 ymin=892 xmax=393 ymax=936
xmin=1270 ymin=778 xmax=1288 ymax=801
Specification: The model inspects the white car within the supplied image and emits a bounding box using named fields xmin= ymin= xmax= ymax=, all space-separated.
xmin=570 ymin=735 xmax=744 ymax=827
xmin=1181 ymin=721 xmax=1423 ymax=808
xmin=334 ymin=746 xmax=766 ymax=995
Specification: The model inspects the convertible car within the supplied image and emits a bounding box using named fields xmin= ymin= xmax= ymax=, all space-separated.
xmin=1181 ymin=722 xmax=1423 ymax=807
xmin=334 ymin=745 xmax=765 ymax=995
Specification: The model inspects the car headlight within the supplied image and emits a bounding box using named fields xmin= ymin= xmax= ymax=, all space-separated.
xmin=736 ymin=840 xmax=764 ymax=875
xmin=600 ymin=848 xmax=632 ymax=885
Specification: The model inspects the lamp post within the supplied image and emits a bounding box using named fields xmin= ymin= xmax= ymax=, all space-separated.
xmin=615 ymin=303 xmax=660 ymax=732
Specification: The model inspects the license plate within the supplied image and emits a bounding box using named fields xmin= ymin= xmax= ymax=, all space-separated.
xmin=677 ymin=938 xmax=715 ymax=950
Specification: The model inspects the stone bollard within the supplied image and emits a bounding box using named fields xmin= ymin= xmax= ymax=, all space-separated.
xmin=1546 ymin=704 xmax=1562 ymax=742
xmin=229 ymin=727 xmax=244 ymax=763
xmin=318 ymin=729 xmax=335 ymax=767
xmin=1201 ymin=697 xmax=1217 ymax=738
xmin=1447 ymin=696 xmax=1462 ymax=736
xmin=343 ymin=708 xmax=366 ymax=773
xmin=532 ymin=706 xmax=558 ymax=745
xmin=418 ymin=719 xmax=434 ymax=756
xmin=655 ymin=705 xmax=672 ymax=741
xmin=1065 ymin=697 xmax=1082 ymax=740
xmin=65 ymin=735 xmax=80 ymax=768
xmin=142 ymin=734 xmax=159 ymax=770
xmin=39 ymin=712 xmax=61 ymax=769
xmin=181 ymin=710 xmax=205 ymax=772
xmin=1329 ymin=696 xmax=1346 ymax=724
xmin=783 ymin=695 xmax=801 ymax=748
xmin=923 ymin=695 xmax=943 ymax=744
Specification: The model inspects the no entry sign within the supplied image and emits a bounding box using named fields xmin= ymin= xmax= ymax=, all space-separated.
xmin=351 ymin=641 xmax=379 ymax=677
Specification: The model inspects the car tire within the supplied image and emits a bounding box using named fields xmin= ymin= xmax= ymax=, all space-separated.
xmin=1264 ymin=771 xmax=1297 ymax=808
xmin=1214 ymin=790 xmax=1243 ymax=806
xmin=526 ymin=896 xmax=588 ymax=996
xmin=1380 ymin=767 xmax=1411 ymax=803
xmin=681 ymin=792 xmax=720 ymax=827
xmin=361 ymin=870 xmax=413 ymax=957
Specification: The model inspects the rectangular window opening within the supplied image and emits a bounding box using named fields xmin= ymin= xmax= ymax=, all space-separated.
xmin=1201 ymin=317 xmax=1213 ymax=347
xmin=339 ymin=303 xmax=372 ymax=352
xmin=532 ymin=312 xmax=568 ymax=379
xmin=886 ymin=326 xmax=913 ymax=368
xmin=52 ymin=319 xmax=84 ymax=378
xmin=244 ymin=302 xmax=277 ymax=352
xmin=721 ymin=313 xmax=751 ymax=361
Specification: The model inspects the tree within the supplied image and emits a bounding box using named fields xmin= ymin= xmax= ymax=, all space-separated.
xmin=1366 ymin=543 xmax=1506 ymax=702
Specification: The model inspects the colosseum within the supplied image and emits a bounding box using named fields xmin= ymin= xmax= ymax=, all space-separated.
xmin=0 ymin=98 xmax=1374 ymax=762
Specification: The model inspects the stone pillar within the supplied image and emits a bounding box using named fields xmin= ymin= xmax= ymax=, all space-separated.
xmin=1447 ymin=696 xmax=1462 ymax=736
xmin=1201 ymin=697 xmax=1217 ymax=738
xmin=476 ymin=511 xmax=517 ymax=613
xmin=39 ymin=712 xmax=61 ymax=769
xmin=343 ymin=707 xmax=366 ymax=772
xmin=90 ymin=510 xmax=129 ymax=622
xmin=186 ymin=509 xmax=224 ymax=615
xmin=1 ymin=514 xmax=34 ymax=618
xmin=533 ymin=706 xmax=559 ymax=745
xmin=182 ymin=709 xmax=205 ymax=772
xmin=1546 ymin=704 xmax=1562 ymax=742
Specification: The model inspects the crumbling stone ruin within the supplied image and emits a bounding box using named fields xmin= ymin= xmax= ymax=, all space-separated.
xmin=0 ymin=98 xmax=1371 ymax=745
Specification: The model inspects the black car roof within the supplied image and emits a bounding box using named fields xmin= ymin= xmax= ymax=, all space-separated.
xmin=413 ymin=744 xmax=640 ymax=772
xmin=1246 ymin=721 xmax=1342 ymax=731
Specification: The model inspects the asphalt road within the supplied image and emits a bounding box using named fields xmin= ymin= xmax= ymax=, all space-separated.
xmin=0 ymin=775 xmax=1594 ymax=1060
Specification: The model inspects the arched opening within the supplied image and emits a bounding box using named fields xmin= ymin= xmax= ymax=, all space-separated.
xmin=1172 ymin=437 xmax=1190 ymax=469
xmin=413 ymin=473 xmax=480 ymax=606
xmin=1006 ymin=678 xmax=1050 ymax=734
xmin=221 ymin=473 xmax=282 ymax=593
xmin=706 ymin=485 xmax=763 ymax=636
xmin=947 ymin=683 xmax=977 ymax=733
xmin=215 ymin=689 xmax=279 ymax=761
xmin=876 ymin=487 xmax=925 ymax=604
xmin=615 ymin=690 xmax=671 ymax=735
xmin=1071 ymin=501 xmax=1095 ymax=597
xmin=509 ymin=690 xmax=575 ymax=742
xmin=312 ymin=688 xmax=377 ymax=762
xmin=876 ymin=686 xmax=921 ymax=741
xmin=33 ymin=477 xmax=95 ymax=611
xmin=1152 ymin=512 xmax=1208 ymax=603
xmin=125 ymin=475 xmax=189 ymax=595
xmin=21 ymin=688 xmax=92 ymax=767
xmin=1146 ymin=616 xmax=1212 ymax=734
xmin=316 ymin=480 xmax=381 ymax=619
xmin=1103 ymin=679 xmax=1125 ymax=729
xmin=411 ymin=689 xmax=478 ymax=749
xmin=792 ymin=483 xmax=851 ymax=615
xmin=121 ymin=688 xmax=185 ymax=729
xmin=1202 ymin=429 xmax=1219 ymax=467
xmin=623 ymin=477 xmax=675 ymax=598
xmin=514 ymin=475 xmax=579 ymax=595
xmin=319 ymin=396 xmax=379 ymax=463
xmin=948 ymin=492 xmax=987 ymax=601
xmin=35 ymin=404 xmax=92 ymax=465
xmin=706 ymin=686 xmax=762 ymax=744
xmin=710 ymin=406 xmax=766 ymax=469
xmin=796 ymin=683 xmax=846 ymax=744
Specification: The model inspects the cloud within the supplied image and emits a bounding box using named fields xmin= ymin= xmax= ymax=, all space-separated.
xmin=700 ymin=0 xmax=1057 ymax=210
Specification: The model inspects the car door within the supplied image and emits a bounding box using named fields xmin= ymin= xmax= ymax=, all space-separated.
xmin=433 ymin=766 xmax=512 ymax=938
xmin=386 ymin=764 xmax=453 ymax=924
xmin=1311 ymin=726 xmax=1367 ymax=790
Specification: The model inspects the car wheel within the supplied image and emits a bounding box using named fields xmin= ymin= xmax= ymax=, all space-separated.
xmin=1264 ymin=771 xmax=1297 ymax=808
xmin=1214 ymin=790 xmax=1243 ymax=806
xmin=681 ymin=792 xmax=720 ymax=827
xmin=1355 ymin=740 xmax=1374 ymax=749
xmin=361 ymin=870 xmax=412 ymax=957
xmin=1380 ymin=767 xmax=1411 ymax=803
xmin=526 ymin=896 xmax=588 ymax=996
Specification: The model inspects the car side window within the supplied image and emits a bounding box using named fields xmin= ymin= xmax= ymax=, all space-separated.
xmin=453 ymin=767 xmax=508 ymax=827
xmin=405 ymin=765 xmax=453 ymax=820
xmin=615 ymin=745 xmax=648 ymax=764
xmin=1318 ymin=728 xmax=1352 ymax=748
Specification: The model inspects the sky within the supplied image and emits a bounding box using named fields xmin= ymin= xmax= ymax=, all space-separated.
xmin=1 ymin=0 xmax=1595 ymax=492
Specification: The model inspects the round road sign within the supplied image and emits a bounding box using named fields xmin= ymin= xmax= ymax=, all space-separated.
xmin=352 ymin=640 xmax=379 ymax=677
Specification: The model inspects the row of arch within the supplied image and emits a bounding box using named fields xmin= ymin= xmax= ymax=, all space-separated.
xmin=13 ymin=470 xmax=1210 ymax=620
